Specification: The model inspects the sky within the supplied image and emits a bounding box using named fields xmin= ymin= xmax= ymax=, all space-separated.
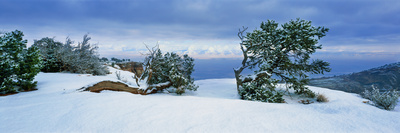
xmin=1 ymin=0 xmax=400 ymax=78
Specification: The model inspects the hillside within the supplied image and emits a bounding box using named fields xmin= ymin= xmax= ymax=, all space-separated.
xmin=309 ymin=62 xmax=400 ymax=94
xmin=0 ymin=67 xmax=399 ymax=132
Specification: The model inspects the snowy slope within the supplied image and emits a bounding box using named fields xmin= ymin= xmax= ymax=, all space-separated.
xmin=1 ymin=68 xmax=400 ymax=132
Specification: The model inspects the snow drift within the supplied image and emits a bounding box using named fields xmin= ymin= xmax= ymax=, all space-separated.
xmin=0 ymin=67 xmax=399 ymax=132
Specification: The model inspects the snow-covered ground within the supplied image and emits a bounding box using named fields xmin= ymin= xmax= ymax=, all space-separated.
xmin=1 ymin=67 xmax=399 ymax=132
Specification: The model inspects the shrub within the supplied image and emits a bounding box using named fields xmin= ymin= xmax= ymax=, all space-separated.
xmin=362 ymin=86 xmax=399 ymax=111
xmin=133 ymin=45 xmax=198 ymax=95
xmin=33 ymin=35 xmax=109 ymax=75
xmin=316 ymin=94 xmax=329 ymax=102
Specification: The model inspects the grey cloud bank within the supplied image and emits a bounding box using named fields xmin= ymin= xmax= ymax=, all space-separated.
xmin=1 ymin=0 xmax=399 ymax=63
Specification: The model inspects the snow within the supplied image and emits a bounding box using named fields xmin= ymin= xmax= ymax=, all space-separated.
xmin=1 ymin=67 xmax=400 ymax=132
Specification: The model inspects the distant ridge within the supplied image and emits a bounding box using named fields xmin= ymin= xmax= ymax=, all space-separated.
xmin=309 ymin=62 xmax=400 ymax=94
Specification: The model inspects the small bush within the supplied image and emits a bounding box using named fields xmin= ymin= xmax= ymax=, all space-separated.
xmin=316 ymin=94 xmax=329 ymax=102
xmin=362 ymin=86 xmax=399 ymax=111
xmin=146 ymin=50 xmax=198 ymax=94
xmin=133 ymin=46 xmax=198 ymax=95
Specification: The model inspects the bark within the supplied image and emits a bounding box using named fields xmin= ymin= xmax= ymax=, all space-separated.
xmin=234 ymin=68 xmax=243 ymax=93
xmin=83 ymin=80 xmax=172 ymax=95
xmin=234 ymin=27 xmax=248 ymax=93
xmin=234 ymin=27 xmax=272 ymax=94
xmin=242 ymin=72 xmax=271 ymax=83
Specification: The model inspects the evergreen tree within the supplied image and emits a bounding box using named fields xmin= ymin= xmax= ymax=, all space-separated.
xmin=111 ymin=57 xmax=122 ymax=63
xmin=0 ymin=30 xmax=25 ymax=93
xmin=234 ymin=19 xmax=330 ymax=102
xmin=32 ymin=37 xmax=64 ymax=72
xmin=17 ymin=46 xmax=43 ymax=90
xmin=0 ymin=30 xmax=42 ymax=94
xmin=100 ymin=57 xmax=108 ymax=62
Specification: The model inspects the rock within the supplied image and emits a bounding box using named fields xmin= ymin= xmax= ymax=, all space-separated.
xmin=116 ymin=62 xmax=144 ymax=76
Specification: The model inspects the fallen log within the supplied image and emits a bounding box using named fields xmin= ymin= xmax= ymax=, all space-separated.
xmin=82 ymin=81 xmax=153 ymax=95
xmin=82 ymin=80 xmax=173 ymax=95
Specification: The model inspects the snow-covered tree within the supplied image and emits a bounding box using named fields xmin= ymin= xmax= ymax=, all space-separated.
xmin=32 ymin=37 xmax=64 ymax=72
xmin=33 ymin=35 xmax=109 ymax=75
xmin=132 ymin=45 xmax=198 ymax=95
xmin=61 ymin=35 xmax=108 ymax=75
xmin=0 ymin=30 xmax=25 ymax=93
xmin=0 ymin=30 xmax=42 ymax=94
xmin=234 ymin=19 xmax=330 ymax=102
xmin=17 ymin=46 xmax=43 ymax=90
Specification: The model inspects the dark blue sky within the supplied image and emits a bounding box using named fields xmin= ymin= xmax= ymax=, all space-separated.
xmin=1 ymin=0 xmax=400 ymax=78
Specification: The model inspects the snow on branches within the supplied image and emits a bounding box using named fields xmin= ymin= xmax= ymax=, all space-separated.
xmin=362 ymin=86 xmax=399 ymax=111
xmin=235 ymin=19 xmax=330 ymax=102
xmin=0 ymin=30 xmax=42 ymax=94
xmin=132 ymin=45 xmax=198 ymax=95
xmin=33 ymin=35 xmax=109 ymax=75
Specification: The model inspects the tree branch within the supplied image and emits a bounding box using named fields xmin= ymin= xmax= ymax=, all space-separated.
xmin=238 ymin=27 xmax=248 ymax=67
xmin=242 ymin=71 xmax=271 ymax=84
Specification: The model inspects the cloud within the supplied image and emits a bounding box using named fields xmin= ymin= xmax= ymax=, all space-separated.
xmin=99 ymin=39 xmax=243 ymax=59
xmin=1 ymin=0 xmax=399 ymax=60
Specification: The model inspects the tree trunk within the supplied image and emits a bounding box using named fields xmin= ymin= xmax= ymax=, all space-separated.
xmin=234 ymin=27 xmax=248 ymax=95
xmin=234 ymin=68 xmax=243 ymax=93
xmin=82 ymin=80 xmax=172 ymax=95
